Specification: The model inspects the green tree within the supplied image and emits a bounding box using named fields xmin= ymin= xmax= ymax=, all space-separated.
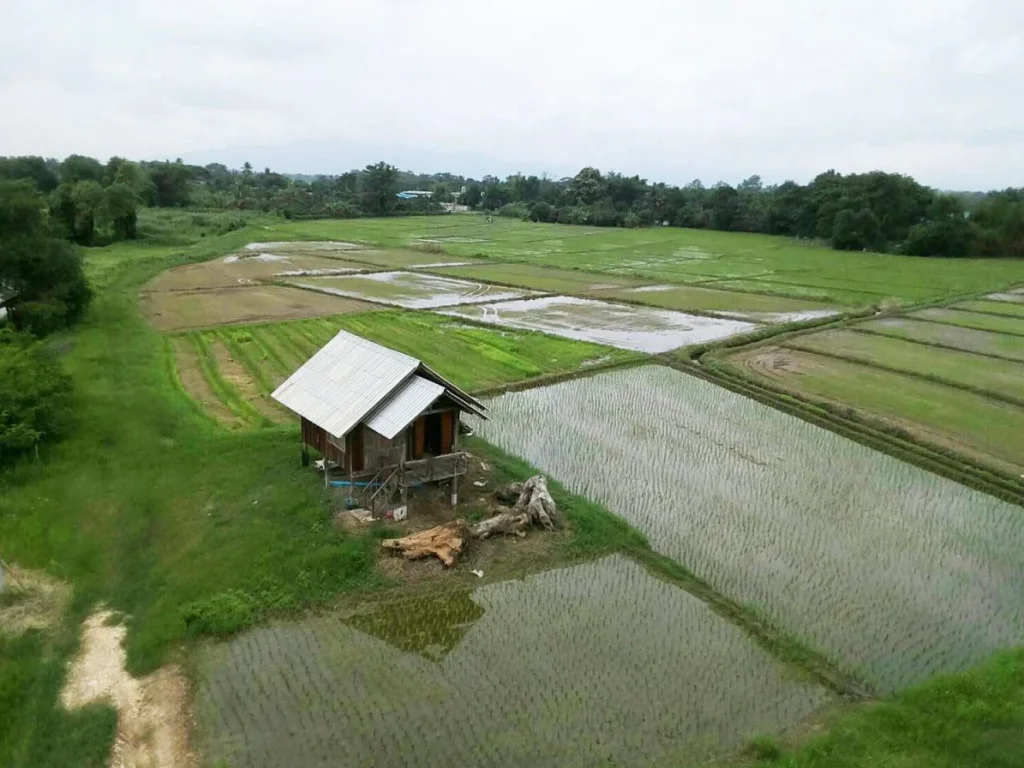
xmin=148 ymin=160 xmax=192 ymax=207
xmin=361 ymin=162 xmax=398 ymax=215
xmin=58 ymin=154 xmax=105 ymax=184
xmin=70 ymin=180 xmax=105 ymax=244
xmin=0 ymin=181 xmax=91 ymax=335
xmin=103 ymin=182 xmax=138 ymax=239
xmin=566 ymin=167 xmax=604 ymax=206
xmin=0 ymin=156 xmax=59 ymax=192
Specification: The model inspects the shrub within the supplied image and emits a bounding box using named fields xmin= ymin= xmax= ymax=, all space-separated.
xmin=0 ymin=328 xmax=73 ymax=467
xmin=180 ymin=589 xmax=257 ymax=636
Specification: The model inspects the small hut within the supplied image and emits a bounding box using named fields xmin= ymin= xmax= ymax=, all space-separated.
xmin=272 ymin=330 xmax=487 ymax=508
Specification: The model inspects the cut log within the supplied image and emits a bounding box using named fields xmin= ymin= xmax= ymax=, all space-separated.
xmin=516 ymin=475 xmax=557 ymax=531
xmin=381 ymin=522 xmax=465 ymax=567
xmin=472 ymin=475 xmax=557 ymax=539
xmin=470 ymin=510 xmax=530 ymax=540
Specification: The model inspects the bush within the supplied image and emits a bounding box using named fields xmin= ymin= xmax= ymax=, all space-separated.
xmin=528 ymin=201 xmax=554 ymax=223
xmin=497 ymin=202 xmax=529 ymax=219
xmin=0 ymin=329 xmax=73 ymax=467
xmin=180 ymin=589 xmax=257 ymax=636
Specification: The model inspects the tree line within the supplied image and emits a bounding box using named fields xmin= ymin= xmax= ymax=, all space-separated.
xmin=4 ymin=152 xmax=1021 ymax=258
xmin=468 ymin=168 xmax=1024 ymax=259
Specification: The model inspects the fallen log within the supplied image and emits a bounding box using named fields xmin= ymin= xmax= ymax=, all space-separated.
xmin=381 ymin=522 xmax=465 ymax=567
xmin=472 ymin=475 xmax=558 ymax=539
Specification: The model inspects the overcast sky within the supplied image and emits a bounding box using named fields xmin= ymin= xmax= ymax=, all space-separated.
xmin=2 ymin=0 xmax=1022 ymax=189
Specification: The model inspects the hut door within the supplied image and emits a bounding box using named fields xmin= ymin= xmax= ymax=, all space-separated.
xmin=348 ymin=428 xmax=364 ymax=472
xmin=440 ymin=411 xmax=454 ymax=455
xmin=412 ymin=417 xmax=426 ymax=459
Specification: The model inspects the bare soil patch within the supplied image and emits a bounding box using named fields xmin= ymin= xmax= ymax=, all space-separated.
xmin=141 ymin=253 xmax=368 ymax=294
xmin=0 ymin=565 xmax=71 ymax=636
xmin=141 ymin=285 xmax=378 ymax=331
xmin=346 ymin=456 xmax=566 ymax=585
xmin=62 ymin=611 xmax=195 ymax=768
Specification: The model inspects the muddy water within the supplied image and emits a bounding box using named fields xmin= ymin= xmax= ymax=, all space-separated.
xmin=291 ymin=271 xmax=532 ymax=309
xmin=441 ymin=295 xmax=759 ymax=353
xmin=474 ymin=366 xmax=1024 ymax=693
xmin=195 ymin=556 xmax=829 ymax=768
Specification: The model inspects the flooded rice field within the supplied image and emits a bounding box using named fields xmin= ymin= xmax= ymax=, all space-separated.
xmin=440 ymin=296 xmax=759 ymax=353
xmin=195 ymin=556 xmax=829 ymax=767
xmin=288 ymin=271 xmax=533 ymax=309
xmin=473 ymin=366 xmax=1024 ymax=693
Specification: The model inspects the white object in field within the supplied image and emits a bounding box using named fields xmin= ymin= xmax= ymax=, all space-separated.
xmin=473 ymin=481 xmax=486 ymax=487
xmin=314 ymin=458 xmax=338 ymax=472
xmin=348 ymin=508 xmax=375 ymax=524
xmin=471 ymin=569 xmax=484 ymax=579
xmin=392 ymin=506 xmax=408 ymax=522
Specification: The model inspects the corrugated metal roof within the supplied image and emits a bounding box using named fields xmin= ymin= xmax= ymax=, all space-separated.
xmin=271 ymin=330 xmax=418 ymax=438
xmin=364 ymin=375 xmax=444 ymax=439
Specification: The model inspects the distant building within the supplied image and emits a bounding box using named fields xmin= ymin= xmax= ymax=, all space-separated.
xmin=396 ymin=190 xmax=433 ymax=200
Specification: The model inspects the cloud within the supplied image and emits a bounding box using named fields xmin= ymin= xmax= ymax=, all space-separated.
xmin=1 ymin=0 xmax=1022 ymax=188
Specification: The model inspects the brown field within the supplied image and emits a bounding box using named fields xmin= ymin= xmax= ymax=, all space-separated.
xmin=141 ymin=285 xmax=378 ymax=331
xmin=142 ymin=253 xmax=370 ymax=293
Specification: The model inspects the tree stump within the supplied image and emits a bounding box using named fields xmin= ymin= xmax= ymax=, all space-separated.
xmin=381 ymin=522 xmax=465 ymax=567
xmin=471 ymin=475 xmax=558 ymax=539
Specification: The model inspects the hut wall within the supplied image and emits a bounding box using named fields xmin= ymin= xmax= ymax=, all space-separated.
xmin=301 ymin=417 xmax=346 ymax=467
xmin=361 ymin=425 xmax=407 ymax=471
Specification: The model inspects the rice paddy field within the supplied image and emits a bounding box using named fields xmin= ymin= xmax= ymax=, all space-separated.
xmin=723 ymin=305 xmax=1024 ymax=474
xmin=441 ymin=295 xmax=760 ymax=352
xmin=195 ymin=556 xmax=832 ymax=768
xmin=473 ymin=366 xmax=1024 ymax=694
xmin=267 ymin=216 xmax=1024 ymax=305
xmin=286 ymin=270 xmax=534 ymax=308
xmin=170 ymin=310 xmax=637 ymax=427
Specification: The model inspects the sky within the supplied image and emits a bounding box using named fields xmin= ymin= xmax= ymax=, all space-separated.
xmin=2 ymin=0 xmax=1023 ymax=189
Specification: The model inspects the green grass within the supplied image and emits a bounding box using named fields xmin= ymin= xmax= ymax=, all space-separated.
xmin=954 ymin=299 xmax=1024 ymax=319
xmin=728 ymin=347 xmax=1024 ymax=473
xmin=787 ymin=328 xmax=1024 ymax=405
xmin=855 ymin=318 xmax=1024 ymax=362
xmin=724 ymin=648 xmax=1024 ymax=767
xmin=0 ymin=629 xmax=118 ymax=768
xmin=912 ymin=308 xmax=1024 ymax=337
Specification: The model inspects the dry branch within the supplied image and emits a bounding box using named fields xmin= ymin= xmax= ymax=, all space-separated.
xmin=381 ymin=522 xmax=465 ymax=567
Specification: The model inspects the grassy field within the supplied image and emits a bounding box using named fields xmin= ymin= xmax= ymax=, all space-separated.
xmin=723 ymin=648 xmax=1024 ymax=768
xmin=170 ymin=310 xmax=638 ymax=427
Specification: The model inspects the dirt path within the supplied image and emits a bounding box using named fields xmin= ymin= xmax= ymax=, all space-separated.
xmin=62 ymin=611 xmax=195 ymax=768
